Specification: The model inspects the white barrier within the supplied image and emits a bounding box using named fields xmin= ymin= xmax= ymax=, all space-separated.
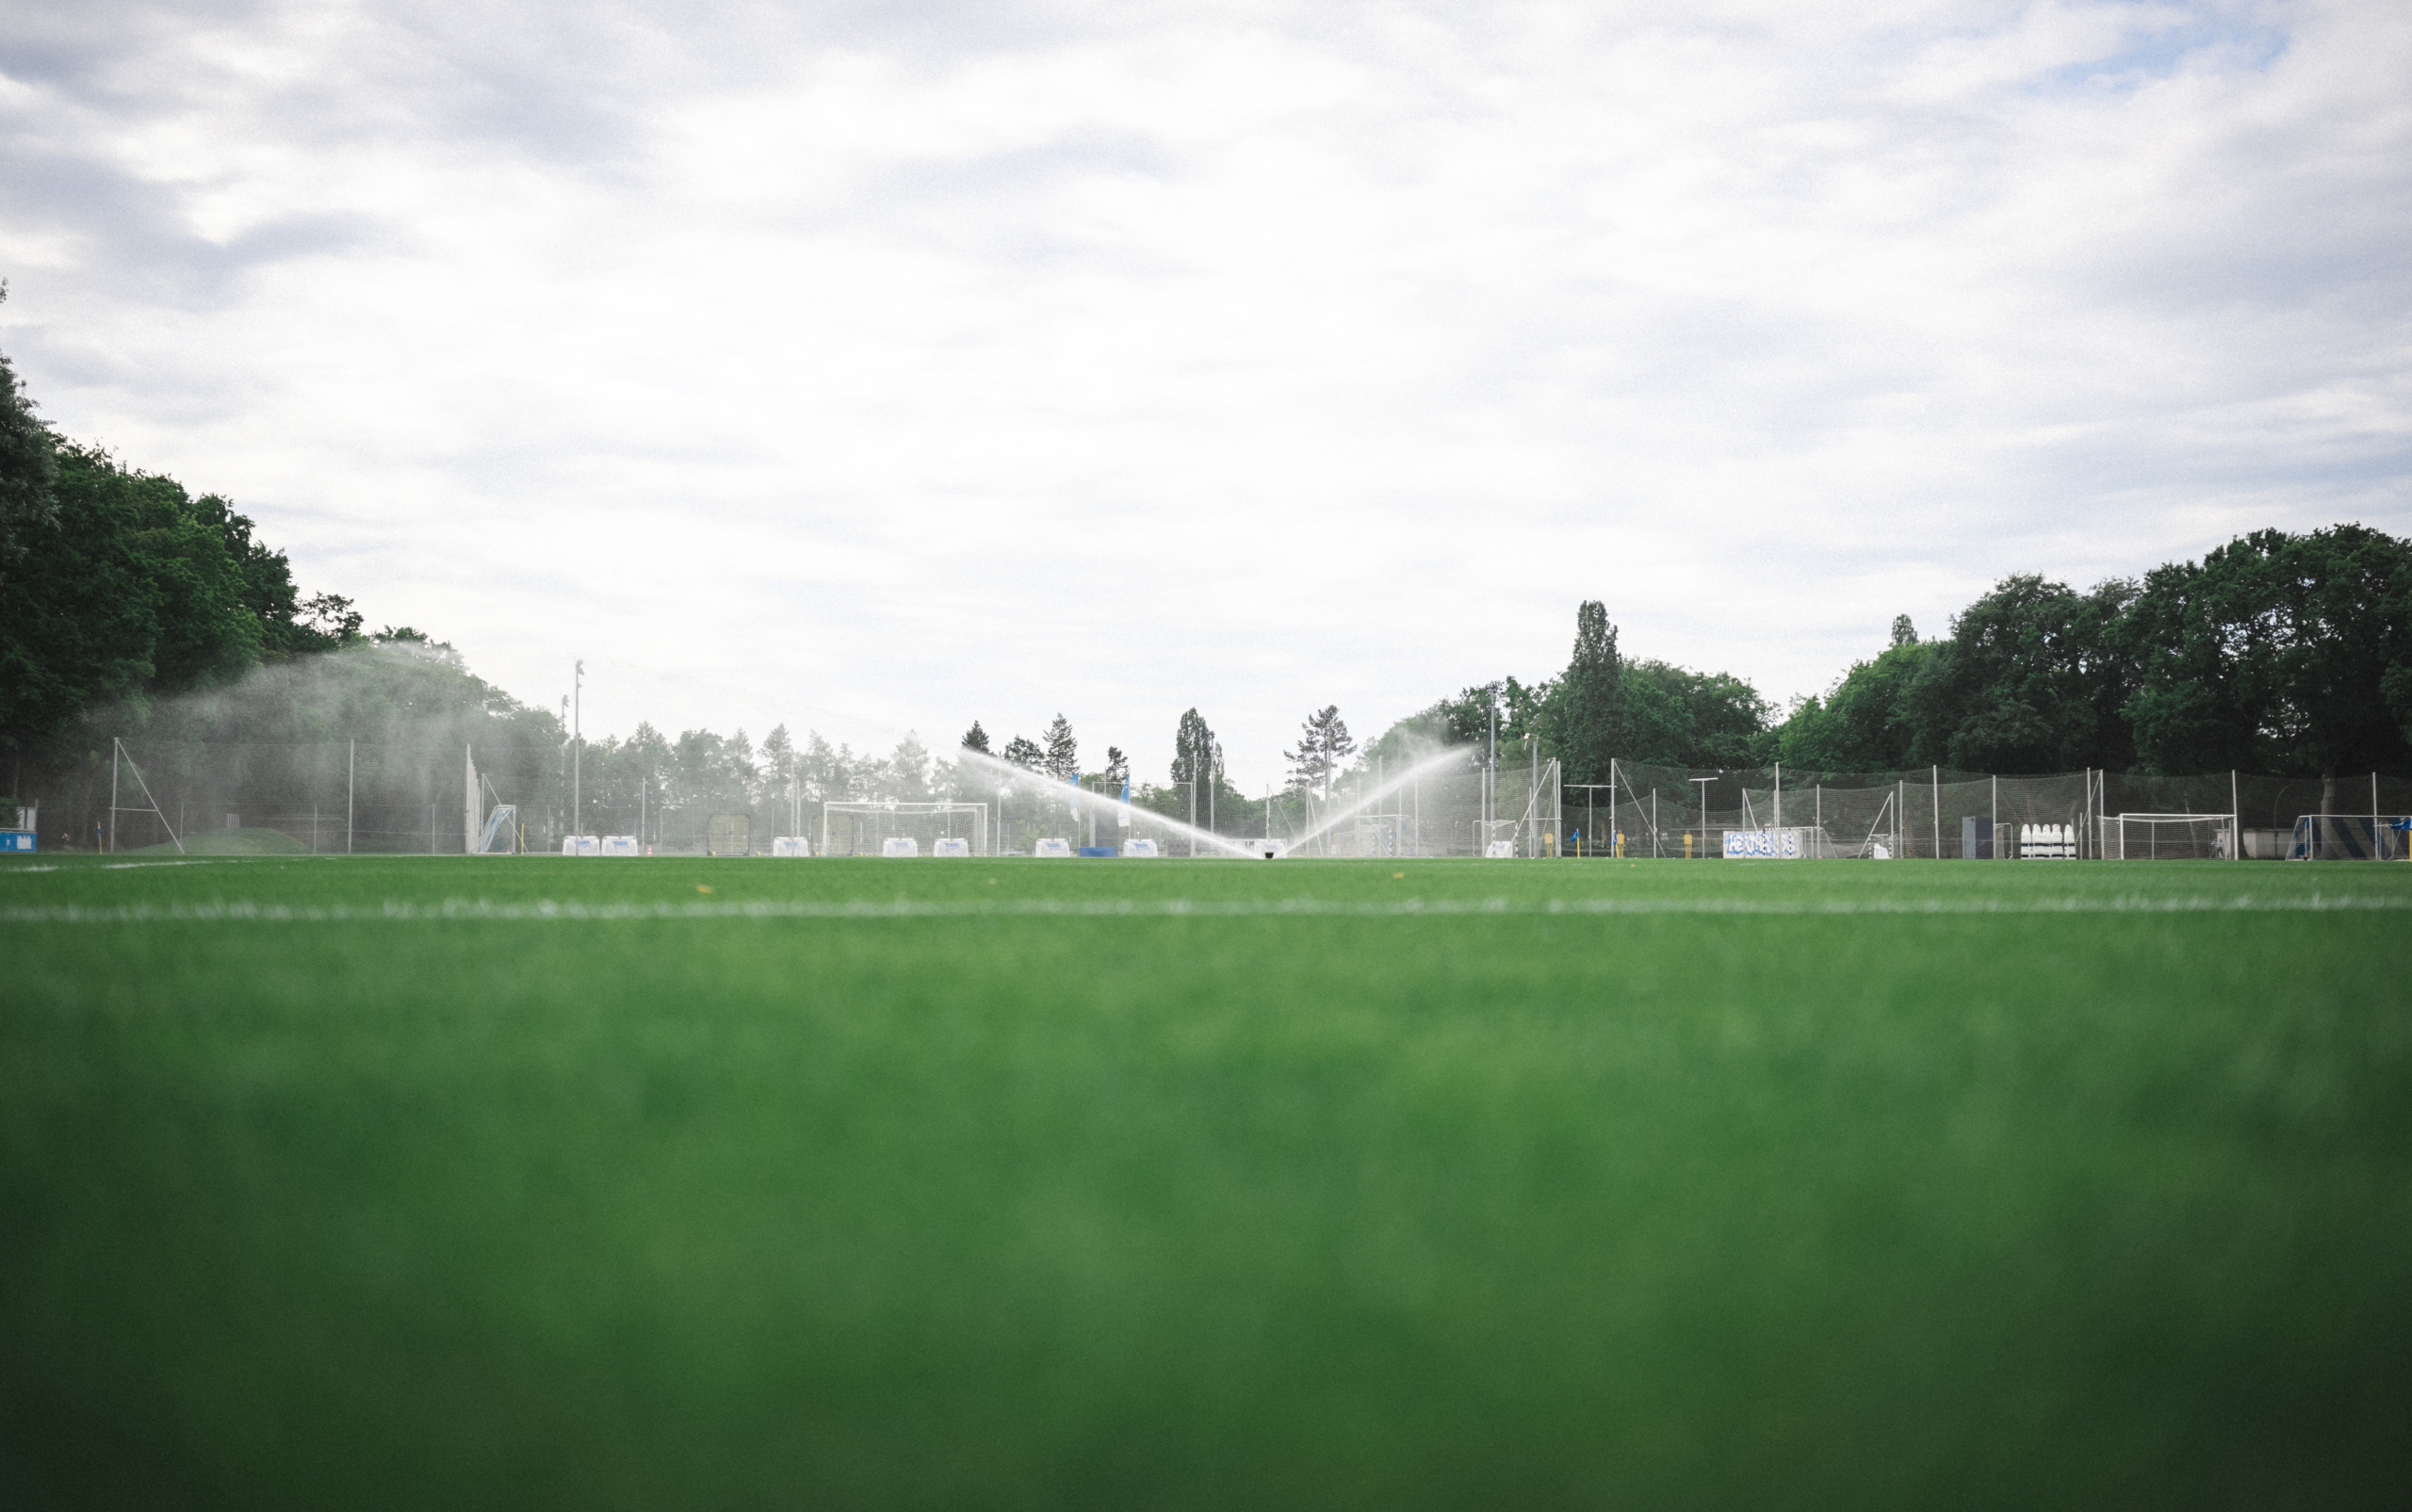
xmin=771 ymin=836 xmax=811 ymax=857
xmin=561 ymin=835 xmax=599 ymax=856
xmin=1123 ymin=838 xmax=1160 ymax=857
xmin=1034 ymin=838 xmax=1074 ymax=857
xmin=881 ymin=837 xmax=921 ymax=857
xmin=599 ymin=836 xmax=640 ymax=856
xmin=932 ymin=837 xmax=971 ymax=857
xmin=1722 ymin=828 xmax=1811 ymax=859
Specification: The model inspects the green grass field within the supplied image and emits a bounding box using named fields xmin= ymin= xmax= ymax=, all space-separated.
xmin=5 ymin=854 xmax=2410 ymax=1508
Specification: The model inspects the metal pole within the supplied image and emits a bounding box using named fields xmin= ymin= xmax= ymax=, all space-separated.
xmin=1992 ymin=772 xmax=1998 ymax=860
xmin=1932 ymin=765 xmax=1940 ymax=859
xmin=2233 ymin=769 xmax=2241 ymax=861
xmin=109 ymin=740 xmax=120 ymax=854
xmin=348 ymin=740 xmax=355 ymax=854
xmin=1487 ymin=685 xmax=1497 ymax=843
xmin=1773 ymin=761 xmax=1781 ymax=831
xmin=572 ymin=658 xmax=583 ymax=842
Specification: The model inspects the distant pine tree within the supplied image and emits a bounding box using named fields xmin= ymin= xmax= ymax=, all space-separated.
xmin=1041 ymin=713 xmax=1078 ymax=781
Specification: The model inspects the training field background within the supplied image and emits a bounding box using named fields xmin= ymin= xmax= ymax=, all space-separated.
xmin=5 ymin=854 xmax=2409 ymax=1508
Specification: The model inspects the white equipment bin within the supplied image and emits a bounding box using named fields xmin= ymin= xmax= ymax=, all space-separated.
xmin=1034 ymin=837 xmax=1074 ymax=857
xmin=562 ymin=835 xmax=599 ymax=855
xmin=932 ymin=837 xmax=971 ymax=857
xmin=881 ymin=837 xmax=921 ymax=857
xmin=1123 ymin=838 xmax=1160 ymax=857
xmin=771 ymin=837 xmax=811 ymax=857
xmin=599 ymin=836 xmax=639 ymax=855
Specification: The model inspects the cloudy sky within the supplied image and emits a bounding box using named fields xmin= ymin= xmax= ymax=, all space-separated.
xmin=3 ymin=0 xmax=2405 ymax=787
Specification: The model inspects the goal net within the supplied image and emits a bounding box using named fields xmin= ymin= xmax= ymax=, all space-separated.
xmin=2288 ymin=815 xmax=2404 ymax=861
xmin=2113 ymin=813 xmax=2236 ymax=860
xmin=822 ymin=801 xmax=991 ymax=857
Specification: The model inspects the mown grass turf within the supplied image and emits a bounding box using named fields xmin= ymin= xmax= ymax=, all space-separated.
xmin=4 ymin=855 xmax=2410 ymax=1509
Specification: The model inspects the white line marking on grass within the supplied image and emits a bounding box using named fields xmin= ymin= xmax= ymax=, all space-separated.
xmin=5 ymin=895 xmax=2411 ymax=925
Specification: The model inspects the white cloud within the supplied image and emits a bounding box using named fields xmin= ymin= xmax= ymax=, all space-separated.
xmin=2 ymin=0 xmax=2405 ymax=784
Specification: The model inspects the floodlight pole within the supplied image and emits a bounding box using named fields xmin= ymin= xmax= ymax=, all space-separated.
xmin=1932 ymin=765 xmax=1941 ymax=859
xmin=109 ymin=740 xmax=120 ymax=854
xmin=572 ymin=658 xmax=583 ymax=842
xmin=348 ymin=740 xmax=355 ymax=854
xmin=1487 ymin=685 xmax=1498 ymax=840
xmin=1689 ymin=776 xmax=1714 ymax=860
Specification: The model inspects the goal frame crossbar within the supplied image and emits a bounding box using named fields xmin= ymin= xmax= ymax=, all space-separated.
xmin=821 ymin=800 xmax=992 ymax=857
xmin=2112 ymin=811 xmax=2238 ymax=861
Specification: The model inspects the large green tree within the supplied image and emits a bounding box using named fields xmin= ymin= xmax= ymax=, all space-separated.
xmin=0 ymin=444 xmax=267 ymax=749
xmin=1543 ymin=600 xmax=1622 ymax=784
xmin=1778 ymin=616 xmax=1935 ymax=772
xmin=2120 ymin=526 xmax=2412 ymax=778
xmin=1899 ymin=575 xmax=2139 ymax=772
xmin=1621 ymin=661 xmax=1773 ymax=768
xmin=0 ymin=291 xmax=57 ymax=564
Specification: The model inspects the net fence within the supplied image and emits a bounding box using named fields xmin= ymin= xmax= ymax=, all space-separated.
xmin=1581 ymin=762 xmax=2412 ymax=860
xmin=10 ymin=737 xmax=2408 ymax=858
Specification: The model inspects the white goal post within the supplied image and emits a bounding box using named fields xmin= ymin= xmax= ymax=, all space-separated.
xmin=822 ymin=801 xmax=991 ymax=857
xmin=2113 ymin=812 xmax=2238 ymax=861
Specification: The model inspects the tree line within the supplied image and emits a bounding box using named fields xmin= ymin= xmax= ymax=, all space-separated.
xmin=1364 ymin=526 xmax=2411 ymax=789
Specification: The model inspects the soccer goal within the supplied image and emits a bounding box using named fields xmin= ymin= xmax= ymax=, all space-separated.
xmin=2113 ymin=812 xmax=2237 ymax=860
xmin=822 ymin=801 xmax=991 ymax=858
xmin=2288 ymin=814 xmax=2404 ymax=861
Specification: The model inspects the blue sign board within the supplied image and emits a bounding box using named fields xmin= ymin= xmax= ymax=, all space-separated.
xmin=1 ymin=830 xmax=35 ymax=854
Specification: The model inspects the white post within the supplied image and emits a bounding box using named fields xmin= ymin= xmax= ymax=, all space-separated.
xmin=1773 ymin=762 xmax=1781 ymax=831
xmin=348 ymin=740 xmax=356 ymax=854
xmin=465 ymin=744 xmax=478 ymax=854
xmin=109 ymin=740 xmax=120 ymax=854
xmin=1931 ymin=765 xmax=1940 ymax=859
xmin=2233 ymin=769 xmax=2241 ymax=861
xmin=1991 ymin=772 xmax=1998 ymax=859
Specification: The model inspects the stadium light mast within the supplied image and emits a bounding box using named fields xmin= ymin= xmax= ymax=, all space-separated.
xmin=1487 ymin=683 xmax=1498 ymax=838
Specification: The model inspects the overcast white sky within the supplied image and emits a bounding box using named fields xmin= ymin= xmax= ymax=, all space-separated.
xmin=3 ymin=0 xmax=2406 ymax=788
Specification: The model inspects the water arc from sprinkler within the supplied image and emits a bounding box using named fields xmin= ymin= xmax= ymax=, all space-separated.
xmin=951 ymin=746 xmax=1260 ymax=857
xmin=1284 ymin=745 xmax=1475 ymax=855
